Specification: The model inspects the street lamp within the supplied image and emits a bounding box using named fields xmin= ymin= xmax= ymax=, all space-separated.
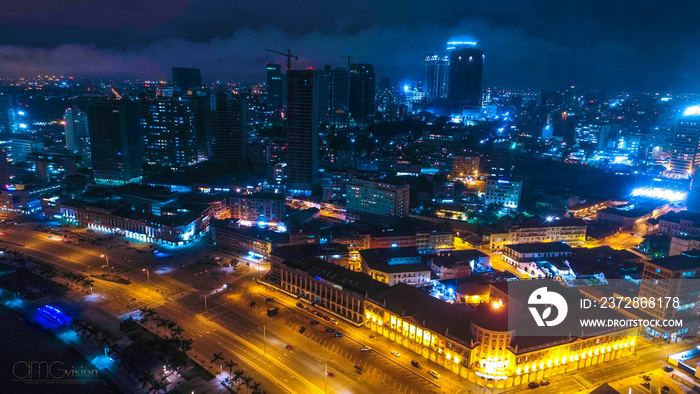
xmin=142 ymin=268 xmax=150 ymax=292
xmin=324 ymin=357 xmax=333 ymax=394
xmin=87 ymin=264 xmax=95 ymax=277
xmin=100 ymin=254 xmax=109 ymax=274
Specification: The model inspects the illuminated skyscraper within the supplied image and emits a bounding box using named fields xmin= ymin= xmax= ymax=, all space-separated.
xmin=287 ymin=70 xmax=317 ymax=194
xmin=349 ymin=63 xmax=376 ymax=124
xmin=424 ymin=54 xmax=449 ymax=99
xmin=86 ymin=101 xmax=143 ymax=185
xmin=266 ymin=63 xmax=283 ymax=108
xmin=141 ymin=97 xmax=200 ymax=167
xmin=669 ymin=107 xmax=700 ymax=176
xmin=0 ymin=94 xmax=18 ymax=137
xmin=63 ymin=108 xmax=90 ymax=163
xmin=447 ymin=42 xmax=484 ymax=108
xmin=172 ymin=67 xmax=202 ymax=91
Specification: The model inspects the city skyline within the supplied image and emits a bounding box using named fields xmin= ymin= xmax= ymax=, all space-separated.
xmin=1 ymin=1 xmax=700 ymax=91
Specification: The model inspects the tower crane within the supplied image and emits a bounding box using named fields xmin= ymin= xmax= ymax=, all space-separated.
xmin=265 ymin=49 xmax=298 ymax=72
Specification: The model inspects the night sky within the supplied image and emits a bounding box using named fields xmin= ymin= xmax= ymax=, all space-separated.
xmin=2 ymin=0 xmax=699 ymax=91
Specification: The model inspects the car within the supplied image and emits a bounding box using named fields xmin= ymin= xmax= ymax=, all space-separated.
xmin=325 ymin=328 xmax=335 ymax=333
xmin=354 ymin=365 xmax=363 ymax=373
xmin=360 ymin=347 xmax=372 ymax=352
xmin=330 ymin=318 xmax=338 ymax=325
xmin=284 ymin=344 xmax=293 ymax=351
xmin=265 ymin=298 xmax=273 ymax=302
xmin=249 ymin=301 xmax=256 ymax=307
xmin=540 ymin=381 xmax=550 ymax=386
xmin=299 ymin=326 xmax=306 ymax=334
xmin=391 ymin=350 xmax=401 ymax=357
xmin=296 ymin=302 xmax=304 ymax=308
xmin=528 ymin=382 xmax=540 ymax=389
xmin=310 ymin=320 xmax=319 ymax=325
xmin=664 ymin=366 xmax=674 ymax=372
xmin=326 ymin=372 xmax=335 ymax=379
xmin=411 ymin=360 xmax=421 ymax=368
xmin=323 ymin=316 xmax=330 ymax=321
xmin=429 ymin=370 xmax=440 ymax=379
xmin=0 ymin=233 xmax=7 ymax=236
xmin=334 ymin=332 xmax=343 ymax=337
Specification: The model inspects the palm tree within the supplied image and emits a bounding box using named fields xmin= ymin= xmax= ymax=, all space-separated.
xmin=148 ymin=377 xmax=168 ymax=393
xmin=157 ymin=318 xmax=171 ymax=335
xmin=211 ymin=351 xmax=224 ymax=364
xmin=242 ymin=376 xmax=253 ymax=394
xmin=171 ymin=326 xmax=184 ymax=338
xmin=166 ymin=320 xmax=176 ymax=336
xmin=224 ymin=360 xmax=237 ymax=378
xmin=250 ymin=381 xmax=261 ymax=393
xmin=137 ymin=371 xmax=155 ymax=390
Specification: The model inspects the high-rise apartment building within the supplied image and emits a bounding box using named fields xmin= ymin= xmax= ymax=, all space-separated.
xmin=266 ymin=63 xmax=283 ymax=108
xmin=171 ymin=67 xmax=202 ymax=91
xmin=331 ymin=68 xmax=349 ymax=125
xmin=0 ymin=94 xmax=18 ymax=137
xmin=86 ymin=101 xmax=143 ymax=185
xmin=314 ymin=65 xmax=333 ymax=124
xmin=346 ymin=179 xmax=410 ymax=224
xmin=669 ymin=109 xmax=700 ymax=176
xmin=209 ymin=90 xmax=247 ymax=161
xmin=349 ymin=63 xmax=376 ymax=124
xmin=141 ymin=96 xmax=209 ymax=167
xmin=286 ymin=70 xmax=317 ymax=194
xmin=447 ymin=43 xmax=484 ymax=108
xmin=425 ymin=54 xmax=449 ymax=99
xmin=63 ymin=108 xmax=90 ymax=163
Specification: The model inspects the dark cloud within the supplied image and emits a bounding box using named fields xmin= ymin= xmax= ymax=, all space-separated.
xmin=1 ymin=0 xmax=699 ymax=91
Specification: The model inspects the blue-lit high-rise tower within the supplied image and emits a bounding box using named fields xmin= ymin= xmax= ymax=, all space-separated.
xmin=447 ymin=41 xmax=484 ymax=108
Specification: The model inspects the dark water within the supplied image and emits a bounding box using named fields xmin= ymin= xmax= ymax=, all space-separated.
xmin=0 ymin=305 xmax=123 ymax=394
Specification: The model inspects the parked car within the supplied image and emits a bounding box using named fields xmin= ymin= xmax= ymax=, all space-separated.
xmin=528 ymin=382 xmax=540 ymax=389
xmin=354 ymin=365 xmax=363 ymax=374
xmin=249 ymin=301 xmax=256 ymax=307
xmin=296 ymin=302 xmax=304 ymax=308
xmin=360 ymin=347 xmax=372 ymax=352
xmin=664 ymin=366 xmax=674 ymax=372
xmin=411 ymin=360 xmax=421 ymax=368
xmin=310 ymin=320 xmax=319 ymax=325
xmin=265 ymin=298 xmax=273 ymax=302
xmin=325 ymin=328 xmax=335 ymax=333
xmin=429 ymin=370 xmax=440 ymax=379
xmin=299 ymin=326 xmax=306 ymax=334
xmin=540 ymin=381 xmax=550 ymax=386
xmin=334 ymin=332 xmax=344 ymax=337
xmin=391 ymin=350 xmax=401 ymax=357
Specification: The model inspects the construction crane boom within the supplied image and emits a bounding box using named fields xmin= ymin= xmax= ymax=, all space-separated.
xmin=265 ymin=49 xmax=298 ymax=72
xmin=341 ymin=55 xmax=378 ymax=71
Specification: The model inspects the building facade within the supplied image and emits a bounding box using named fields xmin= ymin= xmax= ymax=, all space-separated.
xmin=484 ymin=179 xmax=522 ymax=209
xmin=346 ymin=179 xmax=410 ymax=224
xmin=287 ymin=70 xmax=318 ymax=194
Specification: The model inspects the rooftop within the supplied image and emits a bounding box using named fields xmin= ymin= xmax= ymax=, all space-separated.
xmin=649 ymin=253 xmax=700 ymax=271
xmin=505 ymin=242 xmax=573 ymax=254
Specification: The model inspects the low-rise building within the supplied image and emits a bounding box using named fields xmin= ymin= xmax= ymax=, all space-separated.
xmin=2 ymin=182 xmax=63 ymax=214
xmin=230 ymin=193 xmax=286 ymax=224
xmin=359 ymin=247 xmax=432 ymax=286
xmin=596 ymin=207 xmax=651 ymax=231
xmin=485 ymin=217 xmax=587 ymax=251
xmin=211 ymin=219 xmax=288 ymax=257
xmin=428 ymin=249 xmax=489 ymax=280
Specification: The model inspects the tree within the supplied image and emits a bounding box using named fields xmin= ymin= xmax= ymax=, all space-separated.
xmin=242 ymin=376 xmax=253 ymax=394
xmin=225 ymin=360 xmax=237 ymax=378
xmin=148 ymin=377 xmax=168 ymax=394
xmin=137 ymin=371 xmax=155 ymax=390
xmin=251 ymin=381 xmax=261 ymax=393
xmin=171 ymin=326 xmax=184 ymax=338
xmin=157 ymin=318 xmax=170 ymax=336
xmin=211 ymin=352 xmax=224 ymax=364
xmin=166 ymin=320 xmax=176 ymax=336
